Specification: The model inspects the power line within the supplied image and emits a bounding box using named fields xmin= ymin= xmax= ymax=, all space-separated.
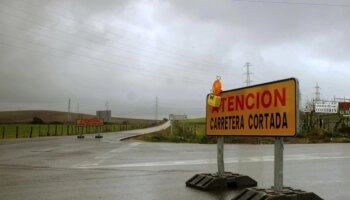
xmin=0 ymin=33 xmax=211 ymax=118
xmin=232 ymin=0 xmax=350 ymax=8
xmin=0 ymin=8 xmax=221 ymax=81
xmin=0 ymin=33 xmax=208 ymax=85
xmin=24 ymin=1 xmax=228 ymax=68
xmin=0 ymin=2 xmax=234 ymax=117
xmin=0 ymin=1 xmax=228 ymax=73
xmin=0 ymin=9 xmax=214 ymax=77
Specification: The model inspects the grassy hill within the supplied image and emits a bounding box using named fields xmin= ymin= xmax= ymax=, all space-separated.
xmin=0 ymin=110 xmax=158 ymax=124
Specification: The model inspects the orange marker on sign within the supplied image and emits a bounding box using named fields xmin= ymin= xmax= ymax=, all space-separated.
xmin=207 ymin=76 xmax=222 ymax=107
xmin=212 ymin=77 xmax=222 ymax=96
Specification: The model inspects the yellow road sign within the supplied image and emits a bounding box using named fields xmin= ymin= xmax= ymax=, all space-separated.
xmin=206 ymin=78 xmax=299 ymax=136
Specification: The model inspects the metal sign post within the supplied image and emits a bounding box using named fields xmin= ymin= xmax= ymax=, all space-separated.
xmin=217 ymin=136 xmax=225 ymax=176
xmin=232 ymin=78 xmax=322 ymax=200
xmin=186 ymin=133 xmax=257 ymax=190
xmin=188 ymin=78 xmax=322 ymax=199
xmin=274 ymin=137 xmax=284 ymax=192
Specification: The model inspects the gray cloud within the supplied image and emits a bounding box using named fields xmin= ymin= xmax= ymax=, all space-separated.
xmin=0 ymin=0 xmax=349 ymax=118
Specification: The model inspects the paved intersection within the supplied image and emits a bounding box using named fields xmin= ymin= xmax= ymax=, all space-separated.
xmin=0 ymin=122 xmax=349 ymax=199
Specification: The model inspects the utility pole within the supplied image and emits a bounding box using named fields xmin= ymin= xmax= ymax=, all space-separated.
xmin=68 ymin=98 xmax=71 ymax=123
xmin=243 ymin=62 xmax=253 ymax=86
xmin=106 ymin=101 xmax=109 ymax=123
xmin=243 ymin=62 xmax=257 ymax=143
xmin=315 ymin=83 xmax=321 ymax=102
xmin=77 ymin=103 xmax=80 ymax=119
xmin=155 ymin=96 xmax=159 ymax=121
xmin=310 ymin=83 xmax=321 ymax=131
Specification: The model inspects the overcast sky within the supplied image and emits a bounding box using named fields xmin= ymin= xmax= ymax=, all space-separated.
xmin=0 ymin=0 xmax=349 ymax=119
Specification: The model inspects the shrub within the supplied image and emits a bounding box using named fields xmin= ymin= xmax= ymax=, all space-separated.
xmin=50 ymin=121 xmax=63 ymax=124
xmin=323 ymin=138 xmax=331 ymax=143
xmin=339 ymin=122 xmax=350 ymax=134
xmin=151 ymin=136 xmax=163 ymax=142
xmin=31 ymin=117 xmax=45 ymax=124
xmin=323 ymin=129 xmax=333 ymax=138
xmin=340 ymin=138 xmax=350 ymax=143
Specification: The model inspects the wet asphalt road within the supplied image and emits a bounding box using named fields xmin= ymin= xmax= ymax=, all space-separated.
xmin=0 ymin=121 xmax=349 ymax=200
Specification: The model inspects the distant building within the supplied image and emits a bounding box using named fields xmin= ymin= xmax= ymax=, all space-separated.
xmin=96 ymin=110 xmax=111 ymax=123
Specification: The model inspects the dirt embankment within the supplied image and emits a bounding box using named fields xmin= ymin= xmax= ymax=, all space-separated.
xmin=0 ymin=110 xmax=157 ymax=124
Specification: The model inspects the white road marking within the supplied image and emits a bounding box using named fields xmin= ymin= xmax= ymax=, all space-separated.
xmin=129 ymin=142 xmax=142 ymax=147
xmin=74 ymin=153 xmax=350 ymax=169
xmin=73 ymin=142 xmax=142 ymax=168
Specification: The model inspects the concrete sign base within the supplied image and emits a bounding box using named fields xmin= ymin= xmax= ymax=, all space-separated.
xmin=186 ymin=172 xmax=257 ymax=191
xmin=232 ymin=187 xmax=323 ymax=200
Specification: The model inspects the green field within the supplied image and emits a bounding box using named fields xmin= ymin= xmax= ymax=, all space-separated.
xmin=135 ymin=118 xmax=207 ymax=143
xmin=0 ymin=123 xmax=156 ymax=139
xmin=134 ymin=116 xmax=350 ymax=144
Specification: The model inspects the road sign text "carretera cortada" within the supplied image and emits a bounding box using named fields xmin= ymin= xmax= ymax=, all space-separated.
xmin=206 ymin=78 xmax=299 ymax=136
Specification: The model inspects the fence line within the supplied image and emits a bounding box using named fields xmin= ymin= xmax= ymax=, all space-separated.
xmin=0 ymin=123 xmax=156 ymax=139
